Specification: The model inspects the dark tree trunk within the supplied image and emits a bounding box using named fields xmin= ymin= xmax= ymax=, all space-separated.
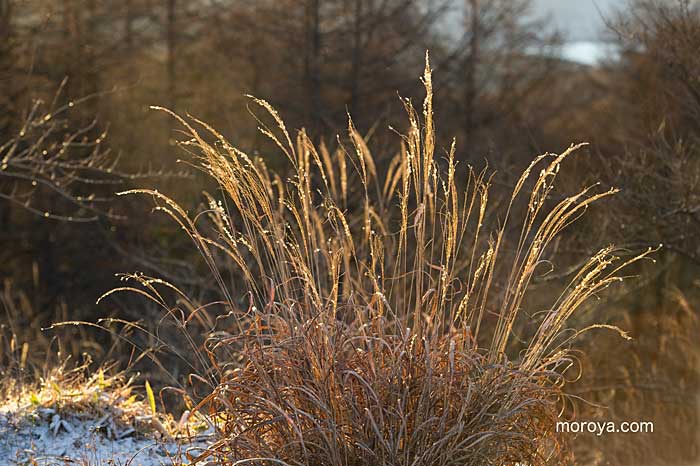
xmin=464 ymin=0 xmax=479 ymax=147
xmin=305 ymin=0 xmax=322 ymax=137
xmin=349 ymin=0 xmax=363 ymax=120
xmin=166 ymin=0 xmax=177 ymax=112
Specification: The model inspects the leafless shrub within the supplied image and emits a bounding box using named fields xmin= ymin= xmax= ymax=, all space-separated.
xmin=0 ymin=82 xmax=181 ymax=223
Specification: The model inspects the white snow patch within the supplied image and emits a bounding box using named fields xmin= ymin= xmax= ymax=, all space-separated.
xmin=0 ymin=410 xmax=213 ymax=465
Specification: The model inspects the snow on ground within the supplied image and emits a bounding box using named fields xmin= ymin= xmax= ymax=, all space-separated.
xmin=0 ymin=409 xmax=213 ymax=465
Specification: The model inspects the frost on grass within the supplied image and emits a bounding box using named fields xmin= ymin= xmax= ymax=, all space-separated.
xmin=0 ymin=364 xmax=212 ymax=465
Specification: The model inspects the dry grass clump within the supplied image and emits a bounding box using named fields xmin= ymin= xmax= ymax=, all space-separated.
xmin=0 ymin=360 xmax=173 ymax=440
xmin=113 ymin=55 xmax=652 ymax=465
xmin=1 ymin=284 xmax=176 ymax=441
xmin=0 ymin=280 xmax=98 ymax=382
xmin=196 ymin=320 xmax=562 ymax=465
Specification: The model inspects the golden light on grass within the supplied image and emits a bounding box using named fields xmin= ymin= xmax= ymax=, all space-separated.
xmin=108 ymin=54 xmax=654 ymax=466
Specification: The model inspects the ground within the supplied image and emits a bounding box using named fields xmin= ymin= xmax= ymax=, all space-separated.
xmin=0 ymin=369 xmax=213 ymax=465
xmin=0 ymin=408 xmax=212 ymax=465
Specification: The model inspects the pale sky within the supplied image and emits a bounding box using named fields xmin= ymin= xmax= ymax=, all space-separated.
xmin=444 ymin=0 xmax=629 ymax=64
xmin=532 ymin=0 xmax=628 ymax=64
xmin=532 ymin=0 xmax=627 ymax=41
